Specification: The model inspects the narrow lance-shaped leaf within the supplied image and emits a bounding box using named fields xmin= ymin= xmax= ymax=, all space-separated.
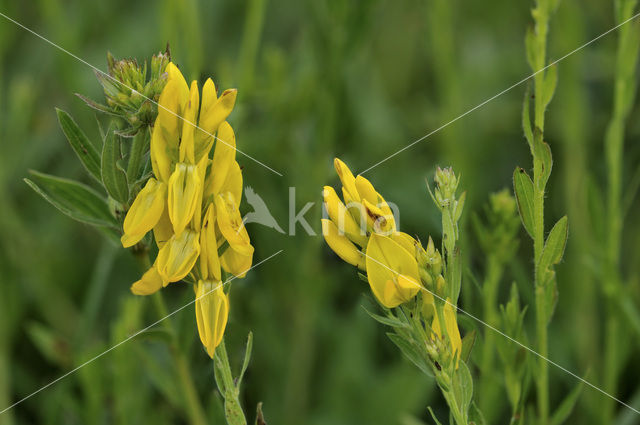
xmin=513 ymin=167 xmax=535 ymax=238
xmin=102 ymin=130 xmax=129 ymax=204
xmin=549 ymin=380 xmax=584 ymax=425
xmin=522 ymin=85 xmax=534 ymax=152
xmin=538 ymin=215 xmax=569 ymax=280
xmin=56 ymin=108 xmax=102 ymax=182
xmin=25 ymin=170 xmax=117 ymax=227
xmin=542 ymin=64 xmax=558 ymax=110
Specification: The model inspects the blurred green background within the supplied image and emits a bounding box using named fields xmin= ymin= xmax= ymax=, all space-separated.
xmin=1 ymin=0 xmax=640 ymax=424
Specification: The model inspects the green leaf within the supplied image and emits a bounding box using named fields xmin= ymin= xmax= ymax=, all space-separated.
xmin=451 ymin=361 xmax=473 ymax=416
xmin=387 ymin=332 xmax=433 ymax=377
xmin=427 ymin=407 xmax=444 ymax=425
xmin=542 ymin=65 xmax=558 ymax=109
xmin=550 ymin=380 xmax=584 ymax=425
xmin=56 ymin=108 xmax=102 ymax=182
xmin=362 ymin=306 xmax=409 ymax=329
xmin=102 ymin=130 xmax=129 ymax=204
xmin=237 ymin=332 xmax=253 ymax=389
xmin=525 ymin=26 xmax=537 ymax=70
xmin=25 ymin=171 xmax=117 ymax=227
xmin=539 ymin=215 xmax=568 ymax=278
xmin=538 ymin=140 xmax=553 ymax=189
xmin=460 ymin=329 xmax=476 ymax=363
xmin=127 ymin=128 xmax=150 ymax=182
xmin=513 ymin=167 xmax=535 ymax=238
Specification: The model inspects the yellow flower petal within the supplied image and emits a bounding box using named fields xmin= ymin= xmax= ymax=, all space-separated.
xmin=151 ymin=80 xmax=181 ymax=182
xmin=156 ymin=229 xmax=200 ymax=284
xmin=362 ymin=199 xmax=395 ymax=234
xmin=200 ymin=204 xmax=222 ymax=281
xmin=121 ymin=179 xmax=166 ymax=248
xmin=215 ymin=192 xmax=253 ymax=256
xmin=130 ymin=265 xmax=163 ymax=296
xmin=220 ymin=161 xmax=243 ymax=204
xmin=199 ymin=89 xmax=237 ymax=136
xmin=323 ymin=186 xmax=367 ymax=247
xmin=355 ymin=175 xmax=378 ymax=204
xmin=322 ymin=219 xmax=365 ymax=269
xmin=365 ymin=233 xmax=421 ymax=308
xmin=168 ymin=163 xmax=202 ymax=236
xmin=390 ymin=232 xmax=417 ymax=256
xmin=195 ymin=280 xmax=229 ymax=358
xmin=206 ymin=121 xmax=236 ymax=196
xmin=179 ymin=81 xmax=200 ymax=164
xmin=153 ymin=206 xmax=173 ymax=249
xmin=220 ymin=245 xmax=253 ymax=278
xmin=193 ymin=78 xmax=217 ymax=162
xmin=334 ymin=158 xmax=359 ymax=202
xmin=166 ymin=62 xmax=189 ymax=108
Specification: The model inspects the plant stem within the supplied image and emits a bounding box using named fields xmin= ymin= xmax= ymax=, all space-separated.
xmin=530 ymin=1 xmax=553 ymax=422
xmin=602 ymin=1 xmax=640 ymax=422
xmin=214 ymin=338 xmax=248 ymax=425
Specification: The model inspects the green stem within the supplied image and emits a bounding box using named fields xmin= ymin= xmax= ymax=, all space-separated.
xmin=214 ymin=339 xmax=248 ymax=425
xmin=601 ymin=2 xmax=640 ymax=422
xmin=530 ymin=1 xmax=552 ymax=423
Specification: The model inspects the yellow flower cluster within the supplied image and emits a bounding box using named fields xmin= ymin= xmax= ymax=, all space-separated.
xmin=322 ymin=158 xmax=461 ymax=360
xmin=121 ymin=63 xmax=254 ymax=357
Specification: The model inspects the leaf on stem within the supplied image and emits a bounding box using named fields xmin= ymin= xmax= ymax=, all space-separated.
xmin=25 ymin=170 xmax=117 ymax=228
xmin=513 ymin=167 xmax=535 ymax=238
xmin=56 ymin=108 xmax=102 ymax=182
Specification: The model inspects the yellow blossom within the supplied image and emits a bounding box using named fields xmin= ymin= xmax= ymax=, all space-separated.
xmin=321 ymin=219 xmax=365 ymax=269
xmin=130 ymin=264 xmax=164 ymax=295
xmin=156 ymin=229 xmax=201 ymax=284
xmin=195 ymin=280 xmax=229 ymax=358
xmin=215 ymin=192 xmax=253 ymax=256
xmin=365 ymin=233 xmax=421 ymax=308
xmin=121 ymin=178 xmax=166 ymax=248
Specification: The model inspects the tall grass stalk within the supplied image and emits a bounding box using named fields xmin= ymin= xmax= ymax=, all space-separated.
xmin=602 ymin=1 xmax=640 ymax=423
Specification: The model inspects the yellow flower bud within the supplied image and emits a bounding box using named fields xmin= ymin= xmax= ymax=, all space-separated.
xmin=130 ymin=265 xmax=164 ymax=296
xmin=362 ymin=199 xmax=395 ymax=234
xmin=121 ymin=178 xmax=167 ymax=248
xmin=178 ymin=81 xmax=200 ymax=164
xmin=355 ymin=175 xmax=378 ymax=204
xmin=200 ymin=204 xmax=221 ymax=281
xmin=156 ymin=229 xmax=200 ymax=284
xmin=334 ymin=158 xmax=360 ymax=202
xmin=195 ymin=280 xmax=229 ymax=358
xmin=321 ymin=219 xmax=365 ymax=269
xmin=365 ymin=233 xmax=421 ymax=308
xmin=323 ymin=186 xmax=367 ymax=246
xmin=219 ymin=161 xmax=243 ymax=205
xmin=198 ymin=89 xmax=237 ymax=137
xmin=168 ymin=163 xmax=202 ymax=236
xmin=215 ymin=192 xmax=253 ymax=256
xmin=150 ymin=79 xmax=181 ymax=182
xmin=205 ymin=122 xmax=236 ymax=196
